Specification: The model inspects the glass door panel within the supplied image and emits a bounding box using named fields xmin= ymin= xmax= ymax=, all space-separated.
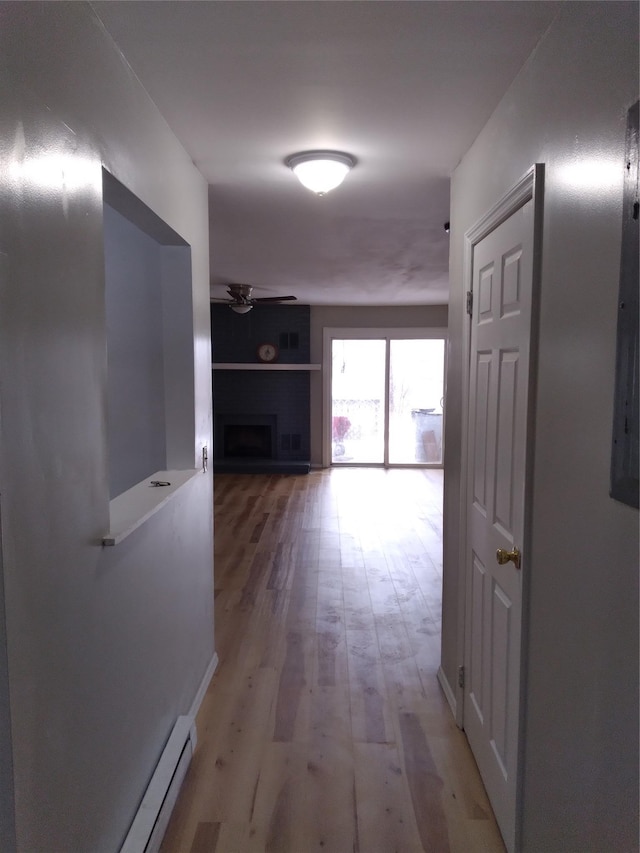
xmin=331 ymin=339 xmax=386 ymax=464
xmin=388 ymin=339 xmax=445 ymax=464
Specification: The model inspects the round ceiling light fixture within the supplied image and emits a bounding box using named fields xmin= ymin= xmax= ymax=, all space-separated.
xmin=285 ymin=150 xmax=356 ymax=196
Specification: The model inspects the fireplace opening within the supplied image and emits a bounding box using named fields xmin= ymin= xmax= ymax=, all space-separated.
xmin=224 ymin=424 xmax=273 ymax=458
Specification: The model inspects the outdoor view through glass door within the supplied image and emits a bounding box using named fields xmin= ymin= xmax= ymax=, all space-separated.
xmin=331 ymin=336 xmax=445 ymax=466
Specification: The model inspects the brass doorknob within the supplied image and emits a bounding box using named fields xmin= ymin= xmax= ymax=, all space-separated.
xmin=496 ymin=547 xmax=521 ymax=570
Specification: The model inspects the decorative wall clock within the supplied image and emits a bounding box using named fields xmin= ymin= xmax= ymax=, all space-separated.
xmin=256 ymin=342 xmax=279 ymax=363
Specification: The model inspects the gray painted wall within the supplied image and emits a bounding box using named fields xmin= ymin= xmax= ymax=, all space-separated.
xmin=0 ymin=512 xmax=15 ymax=852
xmin=160 ymin=246 xmax=197 ymax=472
xmin=310 ymin=305 xmax=448 ymax=465
xmin=0 ymin=4 xmax=213 ymax=851
xmin=104 ymin=203 xmax=168 ymax=497
xmin=442 ymin=3 xmax=639 ymax=850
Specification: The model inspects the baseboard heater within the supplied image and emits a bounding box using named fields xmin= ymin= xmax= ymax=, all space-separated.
xmin=120 ymin=715 xmax=197 ymax=853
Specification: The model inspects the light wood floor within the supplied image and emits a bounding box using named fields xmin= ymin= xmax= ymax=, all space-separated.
xmin=161 ymin=468 xmax=505 ymax=853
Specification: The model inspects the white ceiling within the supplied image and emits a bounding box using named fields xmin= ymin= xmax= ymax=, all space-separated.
xmin=93 ymin=1 xmax=560 ymax=306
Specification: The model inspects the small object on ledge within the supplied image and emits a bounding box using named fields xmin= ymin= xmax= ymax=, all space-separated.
xmin=150 ymin=480 xmax=171 ymax=487
xmin=104 ymin=469 xmax=199 ymax=546
xmin=256 ymin=342 xmax=279 ymax=363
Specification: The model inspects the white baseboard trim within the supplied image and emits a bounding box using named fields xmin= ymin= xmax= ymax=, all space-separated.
xmin=120 ymin=715 xmax=196 ymax=853
xmin=437 ymin=665 xmax=457 ymax=718
xmin=119 ymin=652 xmax=219 ymax=853
xmin=188 ymin=651 xmax=218 ymax=722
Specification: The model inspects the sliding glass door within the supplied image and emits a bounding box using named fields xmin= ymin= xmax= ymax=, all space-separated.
xmin=331 ymin=339 xmax=386 ymax=464
xmin=388 ymin=339 xmax=445 ymax=464
xmin=328 ymin=331 xmax=445 ymax=467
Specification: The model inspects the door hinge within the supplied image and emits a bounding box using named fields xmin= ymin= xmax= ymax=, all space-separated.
xmin=466 ymin=291 xmax=473 ymax=316
xmin=458 ymin=665 xmax=465 ymax=689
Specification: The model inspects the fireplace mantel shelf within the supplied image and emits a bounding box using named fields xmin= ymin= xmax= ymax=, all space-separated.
xmin=212 ymin=363 xmax=321 ymax=371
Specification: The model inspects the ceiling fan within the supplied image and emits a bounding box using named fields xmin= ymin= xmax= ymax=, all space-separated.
xmin=210 ymin=283 xmax=297 ymax=314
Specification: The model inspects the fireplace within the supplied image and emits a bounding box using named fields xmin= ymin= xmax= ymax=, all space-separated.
xmin=216 ymin=413 xmax=277 ymax=461
xmin=225 ymin=424 xmax=272 ymax=458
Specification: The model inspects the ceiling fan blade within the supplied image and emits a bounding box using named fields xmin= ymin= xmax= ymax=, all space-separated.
xmin=253 ymin=295 xmax=297 ymax=303
xmin=210 ymin=297 xmax=234 ymax=303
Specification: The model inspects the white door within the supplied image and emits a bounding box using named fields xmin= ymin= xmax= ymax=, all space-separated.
xmin=464 ymin=198 xmax=535 ymax=852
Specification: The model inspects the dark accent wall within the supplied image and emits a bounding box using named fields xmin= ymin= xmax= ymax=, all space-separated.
xmin=211 ymin=304 xmax=310 ymax=363
xmin=211 ymin=305 xmax=311 ymax=462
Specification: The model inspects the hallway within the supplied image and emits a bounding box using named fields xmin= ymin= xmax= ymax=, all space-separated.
xmin=161 ymin=468 xmax=505 ymax=852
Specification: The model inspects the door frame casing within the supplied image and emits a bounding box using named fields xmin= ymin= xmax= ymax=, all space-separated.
xmin=322 ymin=327 xmax=448 ymax=468
xmin=455 ymin=165 xmax=544 ymax=847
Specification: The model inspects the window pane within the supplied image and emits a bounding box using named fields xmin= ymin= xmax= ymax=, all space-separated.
xmin=389 ymin=339 xmax=445 ymax=464
xmin=331 ymin=339 xmax=386 ymax=464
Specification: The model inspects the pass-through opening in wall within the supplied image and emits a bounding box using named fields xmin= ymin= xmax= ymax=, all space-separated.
xmin=102 ymin=170 xmax=196 ymax=508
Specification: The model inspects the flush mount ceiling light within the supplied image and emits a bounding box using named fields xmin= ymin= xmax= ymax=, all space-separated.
xmin=285 ymin=150 xmax=356 ymax=196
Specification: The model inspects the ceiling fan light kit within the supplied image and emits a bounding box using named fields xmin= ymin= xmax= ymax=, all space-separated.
xmin=285 ymin=150 xmax=356 ymax=195
xmin=211 ymin=283 xmax=297 ymax=314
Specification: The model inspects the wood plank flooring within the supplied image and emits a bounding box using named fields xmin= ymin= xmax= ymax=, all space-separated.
xmin=160 ymin=468 xmax=505 ymax=853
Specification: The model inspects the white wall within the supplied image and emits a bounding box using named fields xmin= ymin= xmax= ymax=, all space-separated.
xmin=0 ymin=4 xmax=213 ymax=851
xmin=310 ymin=305 xmax=448 ymax=465
xmin=442 ymin=3 xmax=639 ymax=850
